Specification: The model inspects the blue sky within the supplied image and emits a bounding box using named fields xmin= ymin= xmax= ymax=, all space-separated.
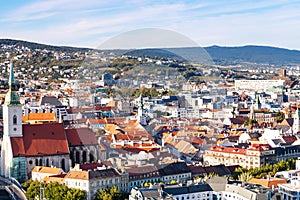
xmin=1 ymin=0 xmax=300 ymax=49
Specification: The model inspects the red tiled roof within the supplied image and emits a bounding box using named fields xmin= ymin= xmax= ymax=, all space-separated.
xmin=11 ymin=123 xmax=69 ymax=157
xmin=94 ymin=105 xmax=115 ymax=111
xmin=79 ymin=161 xmax=113 ymax=171
xmin=65 ymin=128 xmax=98 ymax=146
xmin=209 ymin=146 xmax=246 ymax=154
xmin=88 ymin=118 xmax=107 ymax=125
xmin=282 ymin=135 xmax=297 ymax=143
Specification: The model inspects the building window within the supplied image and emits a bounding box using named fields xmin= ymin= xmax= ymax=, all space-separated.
xmin=61 ymin=159 xmax=66 ymax=171
xmin=13 ymin=115 xmax=17 ymax=125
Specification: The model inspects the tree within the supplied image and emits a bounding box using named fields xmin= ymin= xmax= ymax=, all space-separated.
xmin=23 ymin=180 xmax=40 ymax=199
xmin=276 ymin=112 xmax=285 ymax=123
xmin=94 ymin=185 xmax=127 ymax=200
xmin=22 ymin=180 xmax=86 ymax=200
xmin=233 ymin=158 xmax=296 ymax=180
xmin=238 ymin=172 xmax=253 ymax=182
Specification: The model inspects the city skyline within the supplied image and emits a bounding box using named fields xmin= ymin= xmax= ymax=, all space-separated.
xmin=1 ymin=0 xmax=300 ymax=49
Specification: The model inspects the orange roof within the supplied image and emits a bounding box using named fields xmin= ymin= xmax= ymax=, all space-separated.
xmin=22 ymin=113 xmax=56 ymax=122
xmin=104 ymin=124 xmax=120 ymax=134
xmin=249 ymin=178 xmax=286 ymax=188
xmin=65 ymin=170 xmax=89 ymax=180
xmin=43 ymin=174 xmax=66 ymax=184
xmin=32 ymin=166 xmax=63 ymax=174
xmin=88 ymin=118 xmax=107 ymax=125
xmin=209 ymin=146 xmax=246 ymax=155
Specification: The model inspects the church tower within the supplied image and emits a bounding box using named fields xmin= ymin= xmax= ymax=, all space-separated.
xmin=3 ymin=61 xmax=23 ymax=137
xmin=1 ymin=61 xmax=22 ymax=177
xmin=137 ymin=95 xmax=147 ymax=125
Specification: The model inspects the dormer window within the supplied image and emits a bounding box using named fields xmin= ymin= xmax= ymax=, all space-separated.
xmin=13 ymin=115 xmax=17 ymax=125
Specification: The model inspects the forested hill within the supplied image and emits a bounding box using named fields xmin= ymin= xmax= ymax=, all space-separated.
xmin=204 ymin=45 xmax=300 ymax=65
xmin=2 ymin=38 xmax=300 ymax=65
xmin=0 ymin=39 xmax=91 ymax=52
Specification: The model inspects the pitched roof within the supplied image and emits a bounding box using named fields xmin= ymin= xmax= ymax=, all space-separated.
xmin=188 ymin=165 xmax=206 ymax=175
xmin=65 ymin=168 xmax=120 ymax=180
xmin=126 ymin=165 xmax=159 ymax=175
xmin=65 ymin=128 xmax=98 ymax=146
xmin=40 ymin=96 xmax=62 ymax=106
xmin=139 ymin=188 xmax=161 ymax=199
xmin=204 ymin=165 xmax=231 ymax=176
xmin=159 ymin=162 xmax=190 ymax=176
xmin=64 ymin=170 xmax=89 ymax=180
xmin=175 ymin=140 xmax=197 ymax=154
xmin=32 ymin=166 xmax=63 ymax=174
xmin=11 ymin=123 xmax=69 ymax=157
xmin=230 ymin=118 xmax=245 ymax=124
xmin=282 ymin=135 xmax=298 ymax=144
xmin=22 ymin=113 xmax=56 ymax=122
xmin=248 ymin=178 xmax=286 ymax=188
xmin=88 ymin=118 xmax=107 ymax=125
xmin=163 ymin=184 xmax=213 ymax=195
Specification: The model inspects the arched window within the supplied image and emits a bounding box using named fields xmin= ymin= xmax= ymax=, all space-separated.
xmin=89 ymin=150 xmax=94 ymax=162
xmin=13 ymin=115 xmax=17 ymax=125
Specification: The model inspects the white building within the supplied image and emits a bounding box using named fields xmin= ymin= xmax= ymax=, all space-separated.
xmin=235 ymin=79 xmax=285 ymax=92
xmin=64 ymin=167 xmax=127 ymax=200
xmin=278 ymin=177 xmax=300 ymax=200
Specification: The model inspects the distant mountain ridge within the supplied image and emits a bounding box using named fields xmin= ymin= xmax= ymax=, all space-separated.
xmin=204 ymin=45 xmax=300 ymax=65
xmin=0 ymin=39 xmax=91 ymax=52
xmin=1 ymin=38 xmax=300 ymax=65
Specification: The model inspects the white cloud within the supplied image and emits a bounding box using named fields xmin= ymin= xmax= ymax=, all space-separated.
xmin=2 ymin=0 xmax=300 ymax=49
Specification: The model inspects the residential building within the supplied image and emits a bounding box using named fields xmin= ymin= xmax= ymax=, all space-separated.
xmin=163 ymin=184 xmax=214 ymax=200
xmin=203 ymin=144 xmax=276 ymax=169
xmin=235 ymin=80 xmax=285 ymax=92
xmin=31 ymin=166 xmax=64 ymax=181
xmin=158 ymin=162 xmax=191 ymax=184
xmin=278 ymin=177 xmax=300 ymax=200
xmin=64 ymin=167 xmax=127 ymax=200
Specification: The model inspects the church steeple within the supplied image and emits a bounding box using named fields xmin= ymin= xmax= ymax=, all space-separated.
xmin=2 ymin=59 xmax=23 ymax=137
xmin=1 ymin=59 xmax=23 ymax=178
xmin=5 ymin=62 xmax=21 ymax=105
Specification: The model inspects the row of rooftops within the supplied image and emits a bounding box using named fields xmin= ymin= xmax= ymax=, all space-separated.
xmin=125 ymin=162 xmax=239 ymax=181
xmin=132 ymin=176 xmax=280 ymax=200
xmin=208 ymin=144 xmax=272 ymax=154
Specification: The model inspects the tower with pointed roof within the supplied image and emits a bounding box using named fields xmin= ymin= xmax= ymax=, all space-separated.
xmin=1 ymin=61 xmax=23 ymax=178
xmin=137 ymin=94 xmax=144 ymax=118
xmin=137 ymin=95 xmax=147 ymax=125
xmin=1 ymin=61 xmax=71 ymax=182
xmin=3 ymin=62 xmax=23 ymax=137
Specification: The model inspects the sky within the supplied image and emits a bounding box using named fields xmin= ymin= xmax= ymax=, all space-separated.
xmin=1 ymin=0 xmax=300 ymax=50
